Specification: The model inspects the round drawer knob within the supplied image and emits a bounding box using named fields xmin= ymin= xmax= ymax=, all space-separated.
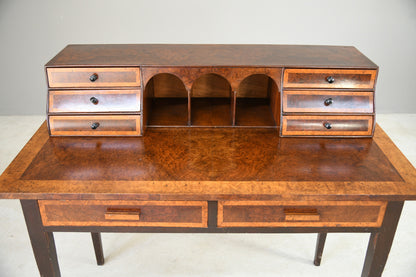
xmin=326 ymin=76 xmax=335 ymax=83
xmin=91 ymin=122 xmax=100 ymax=130
xmin=90 ymin=97 xmax=99 ymax=105
xmin=89 ymin=73 xmax=98 ymax=82
xmin=323 ymin=122 xmax=332 ymax=129
xmin=324 ymin=98 xmax=333 ymax=106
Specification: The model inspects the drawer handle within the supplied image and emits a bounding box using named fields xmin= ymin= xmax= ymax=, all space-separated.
xmin=90 ymin=97 xmax=99 ymax=105
xmin=326 ymin=76 xmax=335 ymax=83
xmin=284 ymin=208 xmax=320 ymax=221
xmin=324 ymin=98 xmax=333 ymax=106
xmin=89 ymin=73 xmax=98 ymax=82
xmin=105 ymin=208 xmax=141 ymax=221
xmin=323 ymin=122 xmax=332 ymax=129
xmin=91 ymin=122 xmax=100 ymax=129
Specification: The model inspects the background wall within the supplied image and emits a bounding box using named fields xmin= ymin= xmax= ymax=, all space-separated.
xmin=0 ymin=0 xmax=415 ymax=115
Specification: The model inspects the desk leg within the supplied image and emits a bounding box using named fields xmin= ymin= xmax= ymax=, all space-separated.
xmin=91 ymin=232 xmax=105 ymax=265
xmin=361 ymin=201 xmax=404 ymax=277
xmin=314 ymin=233 xmax=327 ymax=266
xmin=21 ymin=200 xmax=60 ymax=277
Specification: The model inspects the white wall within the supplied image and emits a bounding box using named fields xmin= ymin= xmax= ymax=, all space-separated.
xmin=1 ymin=0 xmax=415 ymax=114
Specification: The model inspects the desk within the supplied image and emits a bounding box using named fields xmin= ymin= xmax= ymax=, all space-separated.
xmin=1 ymin=123 xmax=416 ymax=276
xmin=1 ymin=44 xmax=416 ymax=277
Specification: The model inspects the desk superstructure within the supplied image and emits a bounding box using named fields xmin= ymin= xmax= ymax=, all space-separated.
xmin=1 ymin=45 xmax=415 ymax=277
xmin=46 ymin=44 xmax=377 ymax=137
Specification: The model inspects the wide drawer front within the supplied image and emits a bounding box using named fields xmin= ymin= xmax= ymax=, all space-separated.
xmin=218 ymin=201 xmax=387 ymax=227
xmin=283 ymin=91 xmax=374 ymax=113
xmin=39 ymin=200 xmax=208 ymax=227
xmin=47 ymin=67 xmax=141 ymax=88
xmin=49 ymin=89 xmax=141 ymax=113
xmin=281 ymin=115 xmax=373 ymax=136
xmin=283 ymin=69 xmax=377 ymax=89
xmin=49 ymin=115 xmax=141 ymax=136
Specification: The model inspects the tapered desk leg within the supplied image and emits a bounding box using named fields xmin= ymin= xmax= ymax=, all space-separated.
xmin=361 ymin=201 xmax=404 ymax=277
xmin=91 ymin=232 xmax=105 ymax=265
xmin=314 ymin=233 xmax=327 ymax=266
xmin=20 ymin=200 xmax=61 ymax=277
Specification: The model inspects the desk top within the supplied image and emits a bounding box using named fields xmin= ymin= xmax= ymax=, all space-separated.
xmin=45 ymin=44 xmax=377 ymax=68
xmin=0 ymin=122 xmax=415 ymax=201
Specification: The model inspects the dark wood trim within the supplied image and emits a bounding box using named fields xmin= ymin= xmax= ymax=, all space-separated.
xmin=91 ymin=232 xmax=105 ymax=265
xmin=44 ymin=225 xmax=379 ymax=233
xmin=314 ymin=233 xmax=327 ymax=266
xmin=208 ymin=201 xmax=218 ymax=228
xmin=361 ymin=201 xmax=404 ymax=277
xmin=20 ymin=200 xmax=61 ymax=277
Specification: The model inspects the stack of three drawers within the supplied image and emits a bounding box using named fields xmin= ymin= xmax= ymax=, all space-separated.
xmin=281 ymin=68 xmax=377 ymax=137
xmin=47 ymin=67 xmax=142 ymax=136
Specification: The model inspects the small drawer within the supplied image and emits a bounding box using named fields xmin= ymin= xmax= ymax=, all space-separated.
xmin=47 ymin=67 xmax=141 ymax=88
xmin=283 ymin=91 xmax=373 ymax=113
xmin=283 ymin=69 xmax=376 ymax=89
xmin=49 ymin=115 xmax=141 ymax=136
xmin=39 ymin=200 xmax=208 ymax=227
xmin=281 ymin=115 xmax=373 ymax=137
xmin=218 ymin=201 xmax=387 ymax=227
xmin=49 ymin=89 xmax=141 ymax=113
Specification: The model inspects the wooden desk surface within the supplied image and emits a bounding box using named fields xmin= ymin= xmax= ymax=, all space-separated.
xmin=0 ymin=122 xmax=415 ymax=201
xmin=45 ymin=44 xmax=377 ymax=68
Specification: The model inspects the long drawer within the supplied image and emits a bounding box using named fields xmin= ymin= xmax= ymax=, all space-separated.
xmin=39 ymin=200 xmax=208 ymax=227
xmin=218 ymin=201 xmax=387 ymax=227
xmin=281 ymin=115 xmax=373 ymax=137
xmin=49 ymin=89 xmax=141 ymax=113
xmin=283 ymin=69 xmax=376 ymax=89
xmin=282 ymin=90 xmax=374 ymax=113
xmin=49 ymin=115 xmax=141 ymax=136
xmin=47 ymin=67 xmax=141 ymax=88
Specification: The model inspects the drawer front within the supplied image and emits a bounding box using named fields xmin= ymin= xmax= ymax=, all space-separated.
xmin=218 ymin=201 xmax=387 ymax=227
xmin=281 ymin=115 xmax=373 ymax=136
xmin=49 ymin=90 xmax=141 ymax=113
xmin=47 ymin=67 xmax=141 ymax=88
xmin=39 ymin=200 xmax=208 ymax=227
xmin=283 ymin=91 xmax=373 ymax=113
xmin=283 ymin=69 xmax=376 ymax=89
xmin=49 ymin=115 xmax=141 ymax=136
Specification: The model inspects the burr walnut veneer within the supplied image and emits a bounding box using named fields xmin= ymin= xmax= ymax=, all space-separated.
xmin=0 ymin=45 xmax=415 ymax=277
xmin=45 ymin=44 xmax=378 ymax=137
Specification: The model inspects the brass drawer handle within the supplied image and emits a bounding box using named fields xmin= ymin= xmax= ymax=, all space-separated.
xmin=104 ymin=208 xmax=141 ymax=221
xmin=284 ymin=208 xmax=320 ymax=221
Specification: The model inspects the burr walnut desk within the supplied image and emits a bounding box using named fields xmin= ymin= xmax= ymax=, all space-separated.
xmin=1 ymin=45 xmax=416 ymax=277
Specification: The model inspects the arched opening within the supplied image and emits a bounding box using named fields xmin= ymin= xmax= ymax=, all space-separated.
xmin=236 ymin=74 xmax=279 ymax=127
xmin=145 ymin=73 xmax=188 ymax=126
xmin=191 ymin=73 xmax=232 ymax=126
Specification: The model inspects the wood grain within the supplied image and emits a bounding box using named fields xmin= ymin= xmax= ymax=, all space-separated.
xmin=0 ymin=123 xmax=415 ymax=201
xmin=141 ymin=67 xmax=282 ymax=92
xmin=39 ymin=200 xmax=208 ymax=227
xmin=49 ymin=89 xmax=140 ymax=113
xmin=49 ymin=115 xmax=141 ymax=136
xmin=282 ymin=90 xmax=373 ymax=113
xmin=47 ymin=67 xmax=141 ymax=88
xmin=45 ymin=44 xmax=378 ymax=68
xmin=283 ymin=69 xmax=376 ymax=89
xmin=281 ymin=115 xmax=373 ymax=136
xmin=142 ymin=70 xmax=281 ymax=128
xmin=218 ymin=201 xmax=387 ymax=227
xmin=21 ymin=200 xmax=61 ymax=276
